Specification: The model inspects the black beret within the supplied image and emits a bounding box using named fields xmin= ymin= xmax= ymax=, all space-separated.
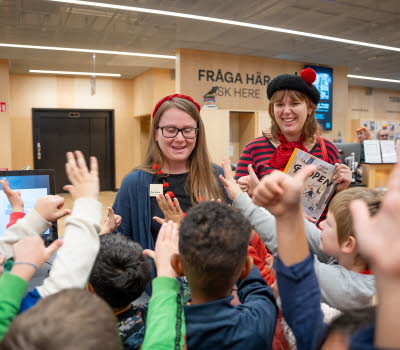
xmin=267 ymin=68 xmax=320 ymax=105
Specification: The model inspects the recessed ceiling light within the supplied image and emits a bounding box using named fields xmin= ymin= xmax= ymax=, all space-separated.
xmin=0 ymin=43 xmax=176 ymax=59
xmin=348 ymin=74 xmax=400 ymax=84
xmin=29 ymin=70 xmax=121 ymax=77
xmin=49 ymin=0 xmax=400 ymax=53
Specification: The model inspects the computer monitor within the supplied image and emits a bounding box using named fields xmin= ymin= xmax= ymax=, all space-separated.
xmin=333 ymin=143 xmax=362 ymax=164
xmin=0 ymin=169 xmax=57 ymax=243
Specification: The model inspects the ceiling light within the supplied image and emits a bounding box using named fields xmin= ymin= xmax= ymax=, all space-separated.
xmin=348 ymin=74 xmax=400 ymax=84
xmin=49 ymin=0 xmax=400 ymax=53
xmin=29 ymin=70 xmax=121 ymax=77
xmin=0 ymin=43 xmax=175 ymax=59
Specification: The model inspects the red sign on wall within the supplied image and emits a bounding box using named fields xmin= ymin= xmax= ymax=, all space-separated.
xmin=0 ymin=102 xmax=6 ymax=112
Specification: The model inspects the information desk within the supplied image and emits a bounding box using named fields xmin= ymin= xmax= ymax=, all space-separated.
xmin=361 ymin=163 xmax=396 ymax=189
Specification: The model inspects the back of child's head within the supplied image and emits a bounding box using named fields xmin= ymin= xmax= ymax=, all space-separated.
xmin=1 ymin=289 xmax=121 ymax=350
xmin=319 ymin=307 xmax=375 ymax=349
xmin=89 ymin=234 xmax=151 ymax=309
xmin=329 ymin=188 xmax=383 ymax=244
xmin=179 ymin=201 xmax=252 ymax=293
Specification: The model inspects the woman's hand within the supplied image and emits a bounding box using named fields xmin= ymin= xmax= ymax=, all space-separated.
xmin=153 ymin=194 xmax=185 ymax=225
xmin=333 ymin=163 xmax=352 ymax=192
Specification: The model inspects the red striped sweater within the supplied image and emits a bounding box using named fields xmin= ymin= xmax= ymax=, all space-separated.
xmin=235 ymin=136 xmax=341 ymax=223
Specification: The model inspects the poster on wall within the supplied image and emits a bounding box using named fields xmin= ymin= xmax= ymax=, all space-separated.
xmin=305 ymin=65 xmax=333 ymax=131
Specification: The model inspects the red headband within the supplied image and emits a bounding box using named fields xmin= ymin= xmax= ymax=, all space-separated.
xmin=152 ymin=94 xmax=201 ymax=118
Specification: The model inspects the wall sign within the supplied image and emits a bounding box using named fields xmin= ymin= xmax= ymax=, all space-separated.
xmin=198 ymin=69 xmax=270 ymax=100
xmin=0 ymin=102 xmax=6 ymax=112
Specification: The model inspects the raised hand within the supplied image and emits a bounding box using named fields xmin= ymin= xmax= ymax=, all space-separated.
xmin=350 ymin=160 xmax=400 ymax=276
xmin=99 ymin=207 xmax=122 ymax=235
xmin=11 ymin=236 xmax=63 ymax=281
xmin=333 ymin=163 xmax=352 ymax=192
xmin=153 ymin=193 xmax=184 ymax=225
xmin=252 ymin=166 xmax=316 ymax=217
xmin=1 ymin=178 xmax=24 ymax=212
xmin=63 ymin=151 xmax=99 ymax=200
xmin=34 ymin=195 xmax=71 ymax=222
xmin=219 ymin=159 xmax=242 ymax=201
xmin=143 ymin=221 xmax=179 ymax=278
xmin=236 ymin=165 xmax=260 ymax=197
xmin=247 ymin=164 xmax=260 ymax=197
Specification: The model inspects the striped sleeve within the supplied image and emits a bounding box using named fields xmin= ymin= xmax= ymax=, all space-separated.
xmin=235 ymin=137 xmax=276 ymax=180
xmin=310 ymin=139 xmax=341 ymax=165
xmin=324 ymin=140 xmax=341 ymax=164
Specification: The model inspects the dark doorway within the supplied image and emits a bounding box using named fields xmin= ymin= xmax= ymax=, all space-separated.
xmin=32 ymin=109 xmax=115 ymax=193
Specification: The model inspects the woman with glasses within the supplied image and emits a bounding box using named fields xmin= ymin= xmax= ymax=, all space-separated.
xmin=112 ymin=94 xmax=227 ymax=251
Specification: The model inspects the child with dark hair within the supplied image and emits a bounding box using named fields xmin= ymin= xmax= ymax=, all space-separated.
xmin=87 ymin=234 xmax=152 ymax=350
xmin=171 ymin=201 xmax=277 ymax=350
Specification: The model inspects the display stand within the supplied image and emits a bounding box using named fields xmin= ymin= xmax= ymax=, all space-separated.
xmin=361 ymin=163 xmax=395 ymax=189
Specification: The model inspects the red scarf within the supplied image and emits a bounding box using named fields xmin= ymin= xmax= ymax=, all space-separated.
xmin=268 ymin=134 xmax=308 ymax=171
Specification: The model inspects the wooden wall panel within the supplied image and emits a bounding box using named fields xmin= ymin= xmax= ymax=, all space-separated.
xmin=132 ymin=68 xmax=175 ymax=117
xmin=0 ymin=60 xmax=12 ymax=169
xmin=9 ymin=74 xmax=134 ymax=187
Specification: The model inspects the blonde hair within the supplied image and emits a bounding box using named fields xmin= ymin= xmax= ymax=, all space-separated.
xmin=329 ymin=187 xmax=383 ymax=245
xmin=135 ymin=97 xmax=223 ymax=205
xmin=263 ymin=89 xmax=322 ymax=143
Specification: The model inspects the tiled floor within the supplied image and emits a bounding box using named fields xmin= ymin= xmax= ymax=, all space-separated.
xmin=57 ymin=191 xmax=117 ymax=236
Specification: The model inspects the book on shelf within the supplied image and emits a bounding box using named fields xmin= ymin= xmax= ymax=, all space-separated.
xmin=284 ymin=148 xmax=336 ymax=222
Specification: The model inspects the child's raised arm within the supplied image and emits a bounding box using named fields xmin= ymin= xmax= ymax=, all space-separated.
xmin=252 ymin=166 xmax=315 ymax=265
xmin=350 ymin=158 xmax=400 ymax=349
xmin=253 ymin=166 xmax=325 ymax=350
xmin=0 ymin=195 xmax=70 ymax=259
xmin=32 ymin=151 xmax=102 ymax=301
xmin=0 ymin=178 xmax=24 ymax=215
xmin=0 ymin=236 xmax=62 ymax=340
xmin=142 ymin=221 xmax=186 ymax=350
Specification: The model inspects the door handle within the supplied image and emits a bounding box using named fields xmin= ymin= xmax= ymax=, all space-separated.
xmin=37 ymin=142 xmax=41 ymax=160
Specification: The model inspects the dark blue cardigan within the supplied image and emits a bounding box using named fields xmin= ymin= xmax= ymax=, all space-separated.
xmin=112 ymin=164 xmax=228 ymax=250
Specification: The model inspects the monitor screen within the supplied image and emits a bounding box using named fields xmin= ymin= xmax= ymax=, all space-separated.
xmin=333 ymin=143 xmax=362 ymax=164
xmin=0 ymin=170 xmax=57 ymax=241
xmin=305 ymin=65 xmax=333 ymax=131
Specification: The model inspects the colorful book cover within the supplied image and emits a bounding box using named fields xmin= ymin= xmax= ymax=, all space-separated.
xmin=284 ymin=148 xmax=336 ymax=221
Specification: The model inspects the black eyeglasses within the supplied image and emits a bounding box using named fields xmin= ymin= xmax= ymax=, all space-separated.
xmin=157 ymin=126 xmax=198 ymax=139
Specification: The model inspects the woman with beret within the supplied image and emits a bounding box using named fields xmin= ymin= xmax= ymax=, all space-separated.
xmin=113 ymin=94 xmax=227 ymax=251
xmin=235 ymin=68 xmax=351 ymax=222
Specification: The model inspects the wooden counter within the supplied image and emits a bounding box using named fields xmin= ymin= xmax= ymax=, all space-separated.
xmin=361 ymin=163 xmax=396 ymax=189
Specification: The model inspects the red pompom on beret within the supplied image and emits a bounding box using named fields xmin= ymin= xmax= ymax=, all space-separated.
xmin=300 ymin=68 xmax=317 ymax=85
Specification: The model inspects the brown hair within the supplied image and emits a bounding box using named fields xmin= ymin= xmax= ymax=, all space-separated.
xmin=329 ymin=187 xmax=383 ymax=245
xmin=263 ymin=89 xmax=322 ymax=143
xmin=1 ymin=289 xmax=121 ymax=350
xmin=135 ymin=97 xmax=223 ymax=205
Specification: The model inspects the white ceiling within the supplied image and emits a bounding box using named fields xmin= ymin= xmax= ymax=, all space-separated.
xmin=0 ymin=0 xmax=399 ymax=90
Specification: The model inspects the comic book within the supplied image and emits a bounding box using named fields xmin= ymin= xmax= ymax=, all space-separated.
xmin=284 ymin=148 xmax=336 ymax=221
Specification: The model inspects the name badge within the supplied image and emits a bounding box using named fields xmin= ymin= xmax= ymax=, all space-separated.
xmin=149 ymin=184 xmax=163 ymax=197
